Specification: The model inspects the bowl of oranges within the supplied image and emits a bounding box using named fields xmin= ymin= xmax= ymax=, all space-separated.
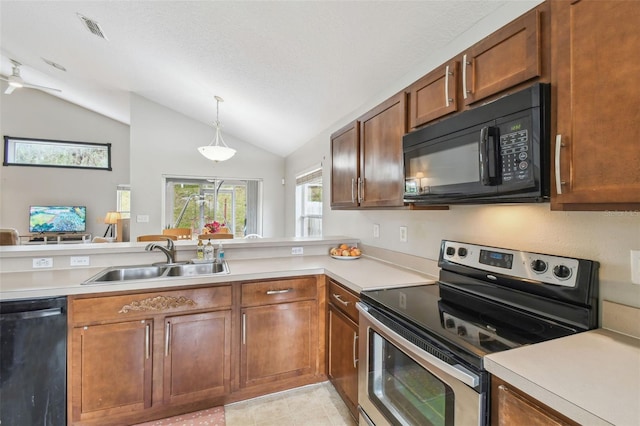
xmin=329 ymin=243 xmax=361 ymax=260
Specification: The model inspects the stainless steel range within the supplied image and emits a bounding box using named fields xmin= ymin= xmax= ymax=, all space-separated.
xmin=357 ymin=240 xmax=599 ymax=426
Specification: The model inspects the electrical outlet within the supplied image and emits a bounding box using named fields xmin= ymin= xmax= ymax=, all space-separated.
xmin=70 ymin=256 xmax=90 ymax=266
xmin=291 ymin=247 xmax=304 ymax=255
xmin=373 ymin=224 xmax=380 ymax=238
xmin=399 ymin=226 xmax=408 ymax=243
xmin=137 ymin=214 xmax=149 ymax=223
xmin=33 ymin=258 xmax=53 ymax=268
xmin=631 ymin=250 xmax=640 ymax=285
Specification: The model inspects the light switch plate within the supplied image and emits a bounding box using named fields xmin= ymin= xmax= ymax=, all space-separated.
xmin=631 ymin=250 xmax=640 ymax=285
xmin=373 ymin=224 xmax=380 ymax=238
xmin=137 ymin=214 xmax=149 ymax=223
xmin=291 ymin=247 xmax=303 ymax=255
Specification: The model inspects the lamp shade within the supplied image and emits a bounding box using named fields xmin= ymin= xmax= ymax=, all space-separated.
xmin=104 ymin=211 xmax=121 ymax=224
xmin=198 ymin=145 xmax=236 ymax=162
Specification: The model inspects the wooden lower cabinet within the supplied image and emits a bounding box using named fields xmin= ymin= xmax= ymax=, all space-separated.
xmin=163 ymin=310 xmax=231 ymax=405
xmin=491 ymin=376 xmax=579 ymax=426
xmin=241 ymin=300 xmax=318 ymax=387
xmin=326 ymin=279 xmax=360 ymax=421
xmin=68 ymin=286 xmax=232 ymax=426
xmin=239 ymin=276 xmax=321 ymax=389
xmin=70 ymin=319 xmax=153 ymax=421
xmin=69 ymin=277 xmax=325 ymax=425
xmin=328 ymin=306 xmax=358 ymax=419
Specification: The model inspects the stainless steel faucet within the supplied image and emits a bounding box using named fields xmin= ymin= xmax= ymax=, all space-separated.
xmin=144 ymin=238 xmax=176 ymax=264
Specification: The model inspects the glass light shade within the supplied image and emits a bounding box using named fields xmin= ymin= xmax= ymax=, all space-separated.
xmin=198 ymin=145 xmax=236 ymax=162
xmin=104 ymin=211 xmax=121 ymax=224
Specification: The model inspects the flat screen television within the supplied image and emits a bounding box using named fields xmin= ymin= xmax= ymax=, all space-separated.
xmin=29 ymin=206 xmax=87 ymax=233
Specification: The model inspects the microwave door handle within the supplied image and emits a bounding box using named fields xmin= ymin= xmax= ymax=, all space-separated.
xmin=479 ymin=126 xmax=498 ymax=186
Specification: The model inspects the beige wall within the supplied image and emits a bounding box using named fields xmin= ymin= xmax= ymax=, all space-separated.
xmin=129 ymin=95 xmax=286 ymax=239
xmin=0 ymin=87 xmax=130 ymax=238
xmin=284 ymin=0 xmax=640 ymax=309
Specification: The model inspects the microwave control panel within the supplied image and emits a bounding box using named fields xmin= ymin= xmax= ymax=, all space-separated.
xmin=500 ymin=128 xmax=531 ymax=182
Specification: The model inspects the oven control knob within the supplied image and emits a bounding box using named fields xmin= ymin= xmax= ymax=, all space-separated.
xmin=530 ymin=259 xmax=548 ymax=274
xmin=457 ymin=247 xmax=468 ymax=258
xmin=446 ymin=247 xmax=456 ymax=257
xmin=445 ymin=318 xmax=455 ymax=329
xmin=457 ymin=326 xmax=467 ymax=337
xmin=553 ymin=264 xmax=572 ymax=280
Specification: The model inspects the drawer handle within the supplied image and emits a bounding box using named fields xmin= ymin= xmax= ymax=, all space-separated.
xmin=266 ymin=288 xmax=293 ymax=295
xmin=332 ymin=293 xmax=350 ymax=306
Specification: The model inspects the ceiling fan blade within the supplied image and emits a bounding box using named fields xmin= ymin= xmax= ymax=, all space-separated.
xmin=4 ymin=85 xmax=17 ymax=94
xmin=23 ymin=82 xmax=61 ymax=93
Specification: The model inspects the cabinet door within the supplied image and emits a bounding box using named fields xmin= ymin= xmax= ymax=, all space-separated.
xmin=163 ymin=310 xmax=231 ymax=405
xmin=359 ymin=91 xmax=407 ymax=207
xmin=552 ymin=0 xmax=640 ymax=209
xmin=492 ymin=379 xmax=578 ymax=426
xmin=70 ymin=320 xmax=152 ymax=423
xmin=462 ymin=8 xmax=541 ymax=105
xmin=408 ymin=61 xmax=459 ymax=129
xmin=328 ymin=306 xmax=358 ymax=420
xmin=331 ymin=120 xmax=360 ymax=209
xmin=241 ymin=300 xmax=317 ymax=387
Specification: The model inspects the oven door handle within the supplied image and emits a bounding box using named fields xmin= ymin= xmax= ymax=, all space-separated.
xmin=357 ymin=302 xmax=480 ymax=388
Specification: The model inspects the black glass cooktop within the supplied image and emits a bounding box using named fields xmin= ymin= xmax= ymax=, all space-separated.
xmin=360 ymin=283 xmax=579 ymax=366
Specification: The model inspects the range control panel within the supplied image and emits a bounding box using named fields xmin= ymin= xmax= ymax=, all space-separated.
xmin=441 ymin=240 xmax=580 ymax=288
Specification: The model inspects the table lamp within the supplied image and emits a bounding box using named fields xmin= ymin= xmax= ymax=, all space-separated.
xmin=103 ymin=211 xmax=121 ymax=239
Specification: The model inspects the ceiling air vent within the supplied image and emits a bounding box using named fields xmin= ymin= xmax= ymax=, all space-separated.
xmin=77 ymin=13 xmax=108 ymax=40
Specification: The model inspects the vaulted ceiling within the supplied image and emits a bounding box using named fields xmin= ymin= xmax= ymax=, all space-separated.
xmin=1 ymin=1 xmax=522 ymax=157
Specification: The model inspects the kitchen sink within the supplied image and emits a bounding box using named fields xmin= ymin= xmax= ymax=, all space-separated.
xmin=83 ymin=261 xmax=229 ymax=284
xmin=165 ymin=262 xmax=228 ymax=277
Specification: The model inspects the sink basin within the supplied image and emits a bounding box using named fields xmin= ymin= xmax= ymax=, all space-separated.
xmin=85 ymin=265 xmax=168 ymax=283
xmin=83 ymin=261 xmax=230 ymax=284
xmin=166 ymin=262 xmax=229 ymax=277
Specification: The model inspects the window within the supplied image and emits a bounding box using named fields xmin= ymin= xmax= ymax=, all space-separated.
xmin=164 ymin=177 xmax=262 ymax=238
xmin=295 ymin=168 xmax=322 ymax=237
xmin=116 ymin=184 xmax=131 ymax=219
xmin=3 ymin=136 xmax=111 ymax=170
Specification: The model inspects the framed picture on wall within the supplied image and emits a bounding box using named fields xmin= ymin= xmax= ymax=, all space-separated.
xmin=3 ymin=135 xmax=112 ymax=170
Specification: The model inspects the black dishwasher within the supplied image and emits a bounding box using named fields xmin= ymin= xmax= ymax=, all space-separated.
xmin=1 ymin=296 xmax=67 ymax=425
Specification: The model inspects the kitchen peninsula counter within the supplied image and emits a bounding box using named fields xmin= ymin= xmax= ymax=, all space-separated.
xmin=0 ymin=237 xmax=436 ymax=300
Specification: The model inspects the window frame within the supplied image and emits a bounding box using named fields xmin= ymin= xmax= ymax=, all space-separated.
xmin=3 ymin=135 xmax=112 ymax=171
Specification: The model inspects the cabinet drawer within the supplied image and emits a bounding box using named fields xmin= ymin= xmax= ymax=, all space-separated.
xmin=71 ymin=285 xmax=232 ymax=324
xmin=241 ymin=277 xmax=317 ymax=307
xmin=328 ymin=280 xmax=359 ymax=323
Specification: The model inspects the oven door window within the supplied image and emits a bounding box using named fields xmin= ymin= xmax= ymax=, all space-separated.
xmin=368 ymin=330 xmax=454 ymax=426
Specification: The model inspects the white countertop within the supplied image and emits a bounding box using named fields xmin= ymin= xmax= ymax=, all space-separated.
xmin=485 ymin=328 xmax=640 ymax=426
xmin=0 ymin=255 xmax=436 ymax=300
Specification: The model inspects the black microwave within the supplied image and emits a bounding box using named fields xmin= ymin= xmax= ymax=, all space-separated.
xmin=403 ymin=83 xmax=550 ymax=205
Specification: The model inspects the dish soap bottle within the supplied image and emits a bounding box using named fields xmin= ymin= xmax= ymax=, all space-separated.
xmin=204 ymin=239 xmax=214 ymax=261
xmin=217 ymin=242 xmax=224 ymax=263
xmin=196 ymin=239 xmax=204 ymax=260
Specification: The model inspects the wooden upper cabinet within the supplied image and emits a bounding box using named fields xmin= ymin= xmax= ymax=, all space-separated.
xmin=359 ymin=91 xmax=407 ymax=208
xmin=331 ymin=120 xmax=360 ymax=209
xmin=551 ymin=0 xmax=640 ymax=210
xmin=462 ymin=7 xmax=543 ymax=106
xmin=407 ymin=61 xmax=459 ymax=130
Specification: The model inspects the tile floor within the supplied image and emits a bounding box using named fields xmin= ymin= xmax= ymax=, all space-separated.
xmin=224 ymin=381 xmax=358 ymax=426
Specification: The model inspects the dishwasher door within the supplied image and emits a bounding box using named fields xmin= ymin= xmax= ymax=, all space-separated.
xmin=0 ymin=296 xmax=67 ymax=425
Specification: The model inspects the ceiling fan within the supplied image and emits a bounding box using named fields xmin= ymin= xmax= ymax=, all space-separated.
xmin=0 ymin=59 xmax=61 ymax=95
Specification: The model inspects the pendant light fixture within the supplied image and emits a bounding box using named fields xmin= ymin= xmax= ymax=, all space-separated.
xmin=198 ymin=96 xmax=236 ymax=162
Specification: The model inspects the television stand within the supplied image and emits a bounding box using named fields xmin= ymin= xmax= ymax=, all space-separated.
xmin=24 ymin=233 xmax=91 ymax=245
